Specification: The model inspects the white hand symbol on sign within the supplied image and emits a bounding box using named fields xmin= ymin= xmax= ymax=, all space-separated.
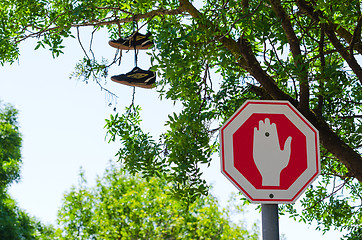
xmin=253 ymin=118 xmax=292 ymax=186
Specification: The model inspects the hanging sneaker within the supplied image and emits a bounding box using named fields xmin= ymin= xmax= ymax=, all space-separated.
xmin=108 ymin=32 xmax=153 ymax=50
xmin=111 ymin=67 xmax=156 ymax=89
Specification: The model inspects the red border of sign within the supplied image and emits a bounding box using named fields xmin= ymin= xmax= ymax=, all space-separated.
xmin=221 ymin=101 xmax=319 ymax=203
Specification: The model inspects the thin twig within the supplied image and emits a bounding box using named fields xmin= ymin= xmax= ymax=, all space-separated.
xmin=15 ymin=11 xmax=68 ymax=43
xmin=208 ymin=127 xmax=220 ymax=134
xmin=94 ymin=6 xmax=133 ymax=15
xmin=303 ymin=180 xmax=348 ymax=211
xmin=76 ymin=27 xmax=118 ymax=99
xmin=129 ymin=87 xmax=136 ymax=112
xmin=106 ymin=49 xmax=122 ymax=68
xmin=77 ymin=27 xmax=90 ymax=60
xmin=307 ymin=49 xmax=337 ymax=63
xmin=350 ymin=14 xmax=362 ymax=55
xmin=89 ymin=26 xmax=100 ymax=60
xmin=338 ymin=115 xmax=362 ymax=119
xmin=267 ymin=36 xmax=299 ymax=100
xmin=317 ymin=24 xmax=325 ymax=116
xmin=198 ymin=63 xmax=210 ymax=117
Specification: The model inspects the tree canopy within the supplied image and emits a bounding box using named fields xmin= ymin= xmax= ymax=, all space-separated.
xmin=1 ymin=0 xmax=362 ymax=239
xmin=0 ymin=101 xmax=55 ymax=240
xmin=0 ymin=101 xmax=22 ymax=191
xmin=56 ymin=163 xmax=259 ymax=240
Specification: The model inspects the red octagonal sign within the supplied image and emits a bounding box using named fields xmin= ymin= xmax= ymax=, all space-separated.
xmin=220 ymin=100 xmax=320 ymax=203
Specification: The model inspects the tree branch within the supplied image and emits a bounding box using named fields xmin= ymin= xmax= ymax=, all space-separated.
xmin=247 ymin=83 xmax=274 ymax=100
xmin=15 ymin=11 xmax=69 ymax=43
xmin=296 ymin=0 xmax=362 ymax=85
xmin=83 ymin=8 xmax=185 ymax=26
xmin=179 ymin=0 xmax=249 ymax=68
xmin=304 ymin=110 xmax=362 ymax=182
xmin=238 ymin=37 xmax=298 ymax=104
xmin=350 ymin=15 xmax=362 ymax=55
xmin=308 ymin=49 xmax=337 ymax=63
xmin=94 ymin=6 xmax=133 ymax=15
xmin=269 ymin=0 xmax=309 ymax=113
xmin=338 ymin=115 xmax=362 ymax=119
xmin=296 ymin=0 xmax=362 ymax=55
xmin=325 ymin=26 xmax=362 ymax=85
xmin=317 ymin=24 xmax=325 ymax=116
xmin=179 ymin=0 xmax=297 ymax=105
xmin=303 ymin=179 xmax=348 ymax=211
xmin=15 ymin=8 xmax=185 ymax=44
xmin=265 ymin=36 xmax=299 ymax=99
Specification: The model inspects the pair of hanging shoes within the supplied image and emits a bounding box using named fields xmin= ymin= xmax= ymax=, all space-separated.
xmin=109 ymin=32 xmax=156 ymax=89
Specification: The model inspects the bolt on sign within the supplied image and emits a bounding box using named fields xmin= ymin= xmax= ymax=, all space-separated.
xmin=220 ymin=100 xmax=320 ymax=204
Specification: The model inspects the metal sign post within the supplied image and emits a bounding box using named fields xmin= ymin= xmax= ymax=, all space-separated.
xmin=262 ymin=204 xmax=279 ymax=240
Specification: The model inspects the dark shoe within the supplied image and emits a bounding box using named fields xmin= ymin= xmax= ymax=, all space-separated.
xmin=108 ymin=32 xmax=153 ymax=50
xmin=111 ymin=67 xmax=156 ymax=89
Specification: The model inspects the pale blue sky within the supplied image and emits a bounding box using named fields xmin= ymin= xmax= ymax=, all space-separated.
xmin=0 ymin=27 xmax=344 ymax=239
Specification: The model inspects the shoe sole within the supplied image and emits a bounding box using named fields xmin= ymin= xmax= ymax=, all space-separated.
xmin=111 ymin=77 xmax=155 ymax=89
xmin=108 ymin=40 xmax=153 ymax=50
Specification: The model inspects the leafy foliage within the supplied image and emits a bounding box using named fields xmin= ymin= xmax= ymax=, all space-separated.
xmin=0 ymin=101 xmax=56 ymax=239
xmin=105 ymin=106 xmax=167 ymax=178
xmin=56 ymin=163 xmax=259 ymax=240
xmin=0 ymin=193 xmax=56 ymax=240
xmin=0 ymin=101 xmax=22 ymax=191
xmin=1 ymin=0 xmax=362 ymax=238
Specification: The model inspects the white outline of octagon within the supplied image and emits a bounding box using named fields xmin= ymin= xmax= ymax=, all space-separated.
xmin=220 ymin=100 xmax=320 ymax=204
